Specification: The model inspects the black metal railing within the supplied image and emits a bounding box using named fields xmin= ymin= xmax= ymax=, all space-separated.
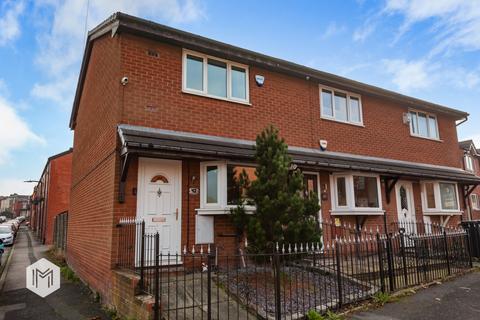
xmin=116 ymin=218 xmax=472 ymax=320
xmin=461 ymin=220 xmax=480 ymax=258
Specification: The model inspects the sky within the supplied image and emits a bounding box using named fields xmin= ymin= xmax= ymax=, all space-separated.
xmin=0 ymin=0 xmax=479 ymax=196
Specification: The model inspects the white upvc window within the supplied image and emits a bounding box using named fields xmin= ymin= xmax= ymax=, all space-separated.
xmin=421 ymin=181 xmax=461 ymax=215
xmin=465 ymin=154 xmax=475 ymax=172
xmin=471 ymin=194 xmax=480 ymax=210
xmin=409 ymin=110 xmax=439 ymax=140
xmin=182 ymin=49 xmax=249 ymax=104
xmin=330 ymin=173 xmax=383 ymax=215
xmin=198 ymin=161 xmax=257 ymax=214
xmin=320 ymin=86 xmax=363 ymax=126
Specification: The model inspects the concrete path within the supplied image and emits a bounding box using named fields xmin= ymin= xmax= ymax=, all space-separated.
xmin=350 ymin=271 xmax=480 ymax=320
xmin=0 ymin=226 xmax=109 ymax=320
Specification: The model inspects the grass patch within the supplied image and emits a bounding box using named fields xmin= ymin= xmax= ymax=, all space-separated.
xmin=307 ymin=309 xmax=344 ymax=320
xmin=61 ymin=266 xmax=80 ymax=283
xmin=372 ymin=291 xmax=399 ymax=306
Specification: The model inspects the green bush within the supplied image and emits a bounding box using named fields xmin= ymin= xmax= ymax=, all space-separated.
xmin=373 ymin=291 xmax=391 ymax=306
xmin=307 ymin=309 xmax=343 ymax=320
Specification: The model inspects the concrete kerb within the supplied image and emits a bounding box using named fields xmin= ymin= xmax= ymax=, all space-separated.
xmin=0 ymin=244 xmax=16 ymax=293
xmin=339 ymin=266 xmax=480 ymax=317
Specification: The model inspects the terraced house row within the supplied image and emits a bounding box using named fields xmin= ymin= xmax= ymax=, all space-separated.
xmin=65 ymin=13 xmax=480 ymax=306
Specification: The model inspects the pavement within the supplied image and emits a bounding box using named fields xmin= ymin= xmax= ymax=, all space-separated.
xmin=350 ymin=271 xmax=480 ymax=320
xmin=0 ymin=226 xmax=110 ymax=320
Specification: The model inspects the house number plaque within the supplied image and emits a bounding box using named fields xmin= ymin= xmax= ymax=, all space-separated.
xmin=152 ymin=217 xmax=166 ymax=223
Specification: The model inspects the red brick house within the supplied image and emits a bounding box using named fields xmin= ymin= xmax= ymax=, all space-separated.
xmin=67 ymin=13 xmax=480 ymax=304
xmin=31 ymin=149 xmax=72 ymax=244
xmin=460 ymin=140 xmax=480 ymax=220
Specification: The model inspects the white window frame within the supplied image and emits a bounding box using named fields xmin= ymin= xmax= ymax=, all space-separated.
xmin=465 ymin=154 xmax=475 ymax=172
xmin=320 ymin=86 xmax=363 ymax=126
xmin=198 ymin=161 xmax=256 ymax=215
xmin=471 ymin=194 xmax=480 ymax=210
xmin=330 ymin=172 xmax=383 ymax=215
xmin=182 ymin=49 xmax=250 ymax=104
xmin=408 ymin=109 xmax=440 ymax=140
xmin=420 ymin=181 xmax=462 ymax=215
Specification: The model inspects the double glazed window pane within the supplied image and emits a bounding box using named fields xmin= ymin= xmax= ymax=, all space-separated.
xmin=322 ymin=90 xmax=333 ymax=117
xmin=440 ymin=183 xmax=458 ymax=210
xmin=336 ymin=177 xmax=347 ymax=206
xmin=410 ymin=111 xmax=439 ymax=139
xmin=334 ymin=92 xmax=348 ymax=122
xmin=186 ymin=55 xmax=203 ymax=91
xmin=425 ymin=183 xmax=436 ymax=209
xmin=353 ymin=176 xmax=379 ymax=208
xmin=417 ymin=113 xmax=428 ymax=137
xmin=227 ymin=165 xmax=256 ymax=205
xmin=349 ymin=97 xmax=361 ymax=123
xmin=231 ymin=66 xmax=246 ymax=99
xmin=206 ymin=166 xmax=218 ymax=204
xmin=207 ymin=59 xmax=227 ymax=97
xmin=428 ymin=116 xmax=438 ymax=138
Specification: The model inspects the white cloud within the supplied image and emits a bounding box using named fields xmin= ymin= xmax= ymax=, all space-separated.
xmin=0 ymin=0 xmax=25 ymax=46
xmin=32 ymin=0 xmax=205 ymax=108
xmin=321 ymin=22 xmax=346 ymax=40
xmin=382 ymin=59 xmax=433 ymax=92
xmin=353 ymin=23 xmax=375 ymax=42
xmin=385 ymin=0 xmax=480 ymax=55
xmin=0 ymin=94 xmax=45 ymax=165
xmin=0 ymin=179 xmax=34 ymax=196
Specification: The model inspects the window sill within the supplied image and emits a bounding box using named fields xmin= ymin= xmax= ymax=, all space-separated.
xmin=196 ymin=207 xmax=255 ymax=215
xmin=320 ymin=116 xmax=365 ymax=128
xmin=423 ymin=210 xmax=463 ymax=216
xmin=330 ymin=209 xmax=385 ymax=216
xmin=182 ymin=89 xmax=252 ymax=106
xmin=410 ymin=134 xmax=443 ymax=143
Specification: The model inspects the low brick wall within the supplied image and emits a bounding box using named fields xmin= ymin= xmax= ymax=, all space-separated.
xmin=111 ymin=270 xmax=154 ymax=320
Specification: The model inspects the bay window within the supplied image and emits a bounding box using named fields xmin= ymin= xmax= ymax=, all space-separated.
xmin=331 ymin=173 xmax=382 ymax=214
xmin=421 ymin=181 xmax=461 ymax=214
xmin=320 ymin=86 xmax=363 ymax=125
xmin=183 ymin=50 xmax=249 ymax=103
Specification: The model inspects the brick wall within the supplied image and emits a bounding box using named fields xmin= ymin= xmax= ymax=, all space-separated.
xmin=118 ymin=34 xmax=462 ymax=169
xmin=67 ymin=34 xmax=122 ymax=303
xmin=44 ymin=152 xmax=72 ymax=244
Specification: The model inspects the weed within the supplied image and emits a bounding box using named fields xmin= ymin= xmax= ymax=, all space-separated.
xmin=373 ymin=291 xmax=392 ymax=306
xmin=307 ymin=309 xmax=343 ymax=320
xmin=61 ymin=266 xmax=80 ymax=283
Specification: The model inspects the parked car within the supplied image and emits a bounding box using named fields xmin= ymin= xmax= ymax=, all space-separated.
xmin=0 ymin=225 xmax=14 ymax=246
xmin=0 ymin=216 xmax=6 ymax=223
xmin=2 ymin=222 xmax=18 ymax=235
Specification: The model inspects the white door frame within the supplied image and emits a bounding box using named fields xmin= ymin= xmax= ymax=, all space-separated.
xmin=395 ymin=180 xmax=416 ymax=233
xmin=137 ymin=157 xmax=182 ymax=262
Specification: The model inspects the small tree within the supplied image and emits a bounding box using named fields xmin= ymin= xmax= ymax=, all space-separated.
xmin=231 ymin=126 xmax=321 ymax=253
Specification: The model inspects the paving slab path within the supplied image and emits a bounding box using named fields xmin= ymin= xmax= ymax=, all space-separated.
xmin=350 ymin=271 xmax=480 ymax=320
xmin=0 ymin=226 xmax=109 ymax=320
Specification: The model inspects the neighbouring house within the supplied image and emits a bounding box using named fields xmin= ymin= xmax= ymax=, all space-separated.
xmin=30 ymin=149 xmax=73 ymax=244
xmin=0 ymin=194 xmax=30 ymax=218
xmin=460 ymin=140 xmax=480 ymax=220
xmin=66 ymin=12 xmax=480 ymax=307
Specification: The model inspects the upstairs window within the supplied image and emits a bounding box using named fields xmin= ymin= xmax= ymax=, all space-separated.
xmin=183 ymin=50 xmax=249 ymax=103
xmin=409 ymin=110 xmax=439 ymax=140
xmin=465 ymin=154 xmax=475 ymax=172
xmin=320 ymin=86 xmax=362 ymax=125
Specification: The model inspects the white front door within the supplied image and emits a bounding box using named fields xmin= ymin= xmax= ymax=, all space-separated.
xmin=395 ymin=181 xmax=416 ymax=235
xmin=137 ymin=158 xmax=182 ymax=261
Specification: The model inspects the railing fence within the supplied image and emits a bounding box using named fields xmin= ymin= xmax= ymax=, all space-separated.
xmin=116 ymin=218 xmax=472 ymax=320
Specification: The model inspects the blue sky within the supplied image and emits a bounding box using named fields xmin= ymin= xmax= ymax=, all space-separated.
xmin=0 ymin=0 xmax=479 ymax=195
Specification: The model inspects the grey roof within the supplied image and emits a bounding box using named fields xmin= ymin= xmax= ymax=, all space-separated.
xmin=70 ymin=12 xmax=469 ymax=129
xmin=118 ymin=124 xmax=480 ymax=184
xmin=459 ymin=140 xmax=474 ymax=150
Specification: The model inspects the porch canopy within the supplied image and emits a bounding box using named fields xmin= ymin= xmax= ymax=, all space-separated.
xmin=118 ymin=124 xmax=480 ymax=185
